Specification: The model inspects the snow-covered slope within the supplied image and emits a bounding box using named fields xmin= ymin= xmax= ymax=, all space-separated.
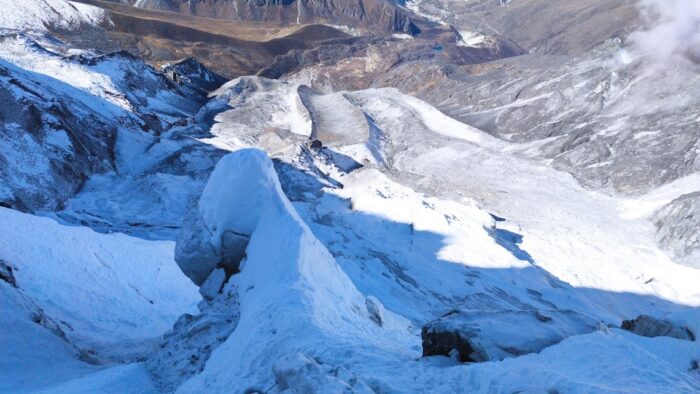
xmin=0 ymin=33 xmax=218 ymax=216
xmin=172 ymin=149 xmax=413 ymax=391
xmin=130 ymin=76 xmax=700 ymax=392
xmin=2 ymin=13 xmax=700 ymax=393
xmin=0 ymin=207 xmax=198 ymax=392
xmin=0 ymin=207 xmax=199 ymax=352
xmin=0 ymin=0 xmax=104 ymax=32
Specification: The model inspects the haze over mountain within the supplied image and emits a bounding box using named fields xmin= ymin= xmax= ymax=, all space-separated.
xmin=1 ymin=0 xmax=700 ymax=393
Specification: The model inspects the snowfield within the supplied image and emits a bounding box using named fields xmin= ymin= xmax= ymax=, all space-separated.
xmin=1 ymin=11 xmax=700 ymax=393
xmin=0 ymin=0 xmax=104 ymax=32
xmin=0 ymin=207 xmax=198 ymax=392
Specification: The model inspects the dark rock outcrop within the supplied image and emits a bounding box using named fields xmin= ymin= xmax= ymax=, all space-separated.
xmin=175 ymin=204 xmax=250 ymax=286
xmin=421 ymin=309 xmax=600 ymax=362
xmin=621 ymin=315 xmax=695 ymax=341
xmin=146 ymin=293 xmax=240 ymax=392
xmin=162 ymin=57 xmax=227 ymax=93
xmin=0 ymin=259 xmax=16 ymax=288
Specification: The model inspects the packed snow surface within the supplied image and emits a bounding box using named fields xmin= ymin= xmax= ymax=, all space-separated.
xmin=0 ymin=207 xmax=198 ymax=392
xmin=0 ymin=207 xmax=199 ymax=350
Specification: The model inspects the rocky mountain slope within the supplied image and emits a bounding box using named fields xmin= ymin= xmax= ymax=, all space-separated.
xmin=105 ymin=0 xmax=420 ymax=34
xmin=2 ymin=0 xmax=700 ymax=393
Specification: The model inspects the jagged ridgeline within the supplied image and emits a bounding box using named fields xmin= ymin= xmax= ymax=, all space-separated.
xmin=100 ymin=0 xmax=420 ymax=33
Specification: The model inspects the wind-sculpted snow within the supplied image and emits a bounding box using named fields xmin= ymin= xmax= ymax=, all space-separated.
xmin=0 ymin=208 xmax=199 ymax=356
xmin=176 ymin=149 xmax=415 ymax=392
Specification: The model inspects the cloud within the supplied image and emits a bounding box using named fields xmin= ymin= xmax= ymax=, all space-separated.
xmin=629 ymin=0 xmax=700 ymax=67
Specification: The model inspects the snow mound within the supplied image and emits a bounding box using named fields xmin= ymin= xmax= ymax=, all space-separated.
xmin=177 ymin=149 xmax=414 ymax=392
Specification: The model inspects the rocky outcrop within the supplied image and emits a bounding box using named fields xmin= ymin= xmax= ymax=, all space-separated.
xmin=0 ymin=259 xmax=16 ymax=288
xmin=175 ymin=205 xmax=250 ymax=287
xmin=401 ymin=0 xmax=637 ymax=55
xmin=145 ymin=294 xmax=240 ymax=392
xmin=653 ymin=193 xmax=700 ymax=267
xmin=621 ymin=315 xmax=695 ymax=341
xmin=0 ymin=58 xmax=115 ymax=211
xmin=377 ymin=40 xmax=700 ymax=194
xmin=421 ymin=309 xmax=600 ymax=362
xmin=0 ymin=35 xmax=211 ymax=212
xmin=162 ymin=57 xmax=227 ymax=94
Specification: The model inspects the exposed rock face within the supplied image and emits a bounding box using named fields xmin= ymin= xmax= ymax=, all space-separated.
xmin=422 ymin=309 xmax=599 ymax=362
xmin=422 ymin=323 xmax=476 ymax=362
xmin=162 ymin=57 xmax=227 ymax=93
xmin=365 ymin=296 xmax=383 ymax=327
xmin=654 ymin=193 xmax=700 ymax=267
xmin=0 ymin=259 xmax=16 ymax=288
xmin=111 ymin=0 xmax=420 ymax=34
xmin=0 ymin=54 xmax=115 ymax=211
xmin=621 ymin=315 xmax=695 ymax=341
xmin=145 ymin=292 xmax=240 ymax=392
xmin=375 ymin=41 xmax=700 ymax=194
xmin=401 ymin=0 xmax=638 ymax=54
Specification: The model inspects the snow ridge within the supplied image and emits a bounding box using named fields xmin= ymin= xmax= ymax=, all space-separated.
xmin=178 ymin=149 xmax=414 ymax=392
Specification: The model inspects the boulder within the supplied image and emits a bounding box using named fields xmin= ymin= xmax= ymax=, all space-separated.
xmin=621 ymin=315 xmax=694 ymax=341
xmin=272 ymin=353 xmax=373 ymax=393
xmin=421 ymin=309 xmax=600 ymax=362
xmin=175 ymin=149 xmax=287 ymax=286
xmin=365 ymin=296 xmax=383 ymax=327
xmin=199 ymin=269 xmax=226 ymax=301
xmin=175 ymin=207 xmax=223 ymax=286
